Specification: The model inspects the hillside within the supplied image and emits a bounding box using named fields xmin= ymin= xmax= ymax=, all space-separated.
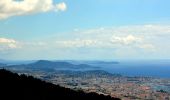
xmin=7 ymin=60 xmax=99 ymax=72
xmin=0 ymin=69 xmax=120 ymax=100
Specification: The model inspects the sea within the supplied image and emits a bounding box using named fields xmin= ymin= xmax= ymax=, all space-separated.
xmin=86 ymin=59 xmax=170 ymax=78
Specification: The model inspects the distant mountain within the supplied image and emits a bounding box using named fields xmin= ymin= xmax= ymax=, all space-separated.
xmin=29 ymin=60 xmax=98 ymax=69
xmin=0 ymin=69 xmax=120 ymax=100
xmin=7 ymin=60 xmax=99 ymax=72
xmin=30 ymin=60 xmax=77 ymax=68
xmin=66 ymin=60 xmax=119 ymax=65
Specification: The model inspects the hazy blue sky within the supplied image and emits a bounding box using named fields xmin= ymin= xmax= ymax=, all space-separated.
xmin=0 ymin=0 xmax=170 ymax=60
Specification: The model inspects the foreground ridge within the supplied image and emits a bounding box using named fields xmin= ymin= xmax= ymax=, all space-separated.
xmin=0 ymin=69 xmax=120 ymax=100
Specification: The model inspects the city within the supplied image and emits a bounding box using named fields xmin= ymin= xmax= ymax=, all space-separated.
xmin=8 ymin=66 xmax=170 ymax=100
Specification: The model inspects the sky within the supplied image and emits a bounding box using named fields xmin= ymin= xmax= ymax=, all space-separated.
xmin=0 ymin=0 xmax=170 ymax=60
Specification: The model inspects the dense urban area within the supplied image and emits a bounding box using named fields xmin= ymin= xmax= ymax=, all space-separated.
xmin=1 ymin=60 xmax=170 ymax=100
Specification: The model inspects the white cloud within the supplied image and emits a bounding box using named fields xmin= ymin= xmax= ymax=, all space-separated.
xmin=22 ymin=41 xmax=47 ymax=46
xmin=56 ymin=39 xmax=98 ymax=48
xmin=15 ymin=24 xmax=167 ymax=53
xmin=1 ymin=24 xmax=170 ymax=59
xmin=139 ymin=44 xmax=155 ymax=49
xmin=110 ymin=35 xmax=142 ymax=45
xmin=0 ymin=0 xmax=67 ymax=19
xmin=68 ymin=24 xmax=170 ymax=50
xmin=77 ymin=24 xmax=170 ymax=36
xmin=0 ymin=38 xmax=16 ymax=43
xmin=8 ymin=43 xmax=17 ymax=48
xmin=0 ymin=38 xmax=18 ymax=50
xmin=55 ymin=2 xmax=67 ymax=11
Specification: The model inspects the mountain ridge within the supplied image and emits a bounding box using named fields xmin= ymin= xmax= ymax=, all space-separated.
xmin=7 ymin=60 xmax=99 ymax=72
xmin=0 ymin=69 xmax=120 ymax=100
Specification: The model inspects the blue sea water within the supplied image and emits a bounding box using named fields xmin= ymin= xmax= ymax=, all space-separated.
xmin=87 ymin=60 xmax=170 ymax=78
